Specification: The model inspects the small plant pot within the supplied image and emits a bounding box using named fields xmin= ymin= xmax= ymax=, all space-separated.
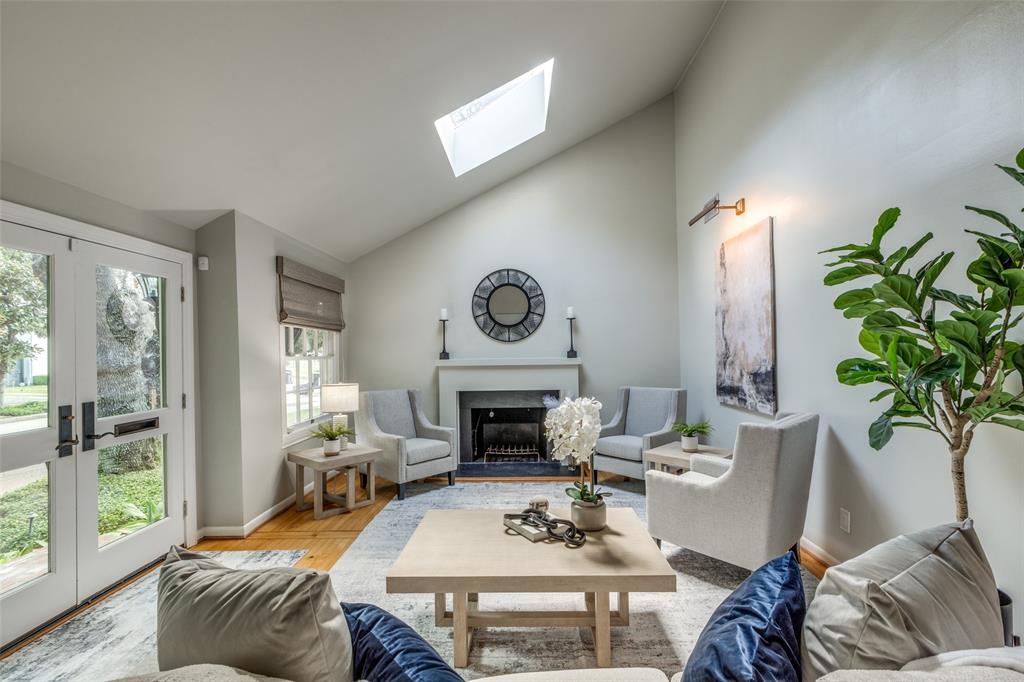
xmin=323 ymin=439 xmax=342 ymax=455
xmin=571 ymin=499 xmax=607 ymax=532
xmin=680 ymin=435 xmax=699 ymax=452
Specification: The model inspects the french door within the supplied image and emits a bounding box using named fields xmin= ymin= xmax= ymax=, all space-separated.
xmin=0 ymin=220 xmax=186 ymax=646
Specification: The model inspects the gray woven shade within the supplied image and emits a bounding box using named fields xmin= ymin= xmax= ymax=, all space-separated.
xmin=276 ymin=256 xmax=345 ymax=331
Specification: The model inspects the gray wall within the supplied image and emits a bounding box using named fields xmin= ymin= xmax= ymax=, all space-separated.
xmin=673 ymin=1 xmax=1024 ymax=628
xmin=1 ymin=161 xmax=195 ymax=253
xmin=345 ymin=98 xmax=680 ymax=421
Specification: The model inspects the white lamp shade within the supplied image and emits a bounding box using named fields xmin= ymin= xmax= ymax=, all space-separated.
xmin=322 ymin=383 xmax=359 ymax=413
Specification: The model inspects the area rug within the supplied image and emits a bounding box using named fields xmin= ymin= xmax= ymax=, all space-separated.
xmin=329 ymin=480 xmax=818 ymax=679
xmin=0 ymin=550 xmax=307 ymax=682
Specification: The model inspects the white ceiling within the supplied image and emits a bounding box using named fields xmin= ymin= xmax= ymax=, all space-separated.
xmin=1 ymin=1 xmax=721 ymax=262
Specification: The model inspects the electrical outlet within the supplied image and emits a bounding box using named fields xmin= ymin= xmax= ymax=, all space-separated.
xmin=839 ymin=508 xmax=851 ymax=534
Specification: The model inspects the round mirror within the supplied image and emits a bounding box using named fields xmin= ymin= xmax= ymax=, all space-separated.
xmin=472 ymin=269 xmax=544 ymax=342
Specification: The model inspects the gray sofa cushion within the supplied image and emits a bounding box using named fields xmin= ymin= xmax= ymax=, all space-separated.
xmin=157 ymin=547 xmax=353 ymax=682
xmin=369 ymin=390 xmax=416 ymax=439
xmin=405 ymin=437 xmax=451 ymax=465
xmin=595 ymin=435 xmax=644 ymax=461
xmin=624 ymin=388 xmax=672 ymax=436
xmin=802 ymin=521 xmax=1004 ymax=681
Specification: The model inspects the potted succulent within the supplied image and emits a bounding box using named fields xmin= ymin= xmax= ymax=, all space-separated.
xmin=544 ymin=396 xmax=611 ymax=531
xmin=672 ymin=421 xmax=713 ymax=453
xmin=312 ymin=422 xmax=354 ymax=456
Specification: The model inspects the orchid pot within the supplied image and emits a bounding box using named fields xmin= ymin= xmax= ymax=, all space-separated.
xmin=571 ymin=498 xmax=607 ymax=532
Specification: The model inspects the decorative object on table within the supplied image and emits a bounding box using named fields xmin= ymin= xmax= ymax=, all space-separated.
xmin=472 ymin=268 xmax=544 ymax=342
xmin=672 ymin=420 xmax=713 ymax=452
xmin=528 ymin=495 xmax=549 ymax=513
xmin=716 ymin=217 xmax=777 ymax=415
xmin=502 ymin=508 xmax=586 ymax=547
xmin=544 ymin=396 xmax=611 ymax=531
xmin=688 ymin=192 xmax=747 ymax=227
xmin=820 ymin=147 xmax=1024 ymax=523
xmin=313 ymin=422 xmax=355 ymax=454
xmin=438 ymin=308 xmax=450 ymax=360
xmin=322 ymin=382 xmax=359 ymax=436
xmin=566 ymin=305 xmax=578 ymax=358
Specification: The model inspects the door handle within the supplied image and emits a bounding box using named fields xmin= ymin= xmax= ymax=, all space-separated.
xmin=57 ymin=405 xmax=77 ymax=457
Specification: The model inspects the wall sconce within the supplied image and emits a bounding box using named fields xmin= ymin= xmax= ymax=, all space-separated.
xmin=688 ymin=194 xmax=746 ymax=227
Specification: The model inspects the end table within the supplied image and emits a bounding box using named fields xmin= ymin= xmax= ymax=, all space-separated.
xmin=287 ymin=444 xmax=382 ymax=519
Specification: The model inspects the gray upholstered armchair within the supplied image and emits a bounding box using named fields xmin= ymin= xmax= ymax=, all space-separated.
xmin=593 ymin=387 xmax=686 ymax=479
xmin=356 ymin=389 xmax=457 ymax=500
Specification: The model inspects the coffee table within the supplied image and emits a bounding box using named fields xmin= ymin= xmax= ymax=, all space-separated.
xmin=643 ymin=442 xmax=732 ymax=474
xmin=386 ymin=507 xmax=676 ymax=668
xmin=286 ymin=445 xmax=381 ymax=519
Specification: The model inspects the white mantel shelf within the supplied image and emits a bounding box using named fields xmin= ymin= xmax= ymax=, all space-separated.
xmin=436 ymin=357 xmax=582 ymax=368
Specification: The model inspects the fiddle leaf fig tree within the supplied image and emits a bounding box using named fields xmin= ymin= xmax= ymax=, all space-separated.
xmin=821 ymin=147 xmax=1024 ymax=522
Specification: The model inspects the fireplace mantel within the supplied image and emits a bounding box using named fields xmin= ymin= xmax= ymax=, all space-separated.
xmin=436 ymin=357 xmax=582 ymax=368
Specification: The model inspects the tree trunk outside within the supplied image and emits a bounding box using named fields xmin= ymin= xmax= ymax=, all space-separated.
xmin=950 ymin=447 xmax=969 ymax=522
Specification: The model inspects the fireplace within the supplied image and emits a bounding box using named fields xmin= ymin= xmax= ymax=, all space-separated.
xmin=457 ymin=390 xmax=570 ymax=476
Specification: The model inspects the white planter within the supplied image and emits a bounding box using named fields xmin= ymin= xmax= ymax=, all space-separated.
xmin=680 ymin=435 xmax=699 ymax=452
xmin=323 ymin=439 xmax=342 ymax=455
xmin=571 ymin=499 xmax=607 ymax=532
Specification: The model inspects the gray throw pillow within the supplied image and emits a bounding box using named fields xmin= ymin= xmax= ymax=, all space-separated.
xmin=802 ymin=520 xmax=1004 ymax=681
xmin=157 ymin=547 xmax=352 ymax=682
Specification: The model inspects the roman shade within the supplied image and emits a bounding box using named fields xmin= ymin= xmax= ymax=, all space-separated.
xmin=276 ymin=256 xmax=345 ymax=331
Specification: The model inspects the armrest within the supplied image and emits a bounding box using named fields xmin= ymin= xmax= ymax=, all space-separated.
xmin=600 ymin=388 xmax=627 ymax=437
xmin=355 ymin=397 xmax=407 ymax=467
xmin=689 ymin=454 xmax=731 ymax=478
xmin=410 ymin=390 xmax=456 ymax=448
xmin=642 ymin=429 xmax=677 ymax=450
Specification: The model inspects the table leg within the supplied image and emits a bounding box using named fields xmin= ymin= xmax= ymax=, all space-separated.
xmin=313 ymin=469 xmax=325 ymax=519
xmin=453 ymin=591 xmax=469 ymax=667
xmin=294 ymin=463 xmax=311 ymax=511
xmin=594 ymin=592 xmax=610 ymax=667
xmin=367 ymin=461 xmax=376 ymax=503
xmin=346 ymin=466 xmax=357 ymax=510
xmin=434 ymin=593 xmax=446 ymax=626
xmin=618 ymin=592 xmax=630 ymax=626
xmin=585 ymin=592 xmax=596 ymax=638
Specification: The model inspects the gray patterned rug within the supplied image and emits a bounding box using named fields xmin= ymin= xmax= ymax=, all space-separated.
xmin=329 ymin=480 xmax=818 ymax=679
xmin=0 ymin=550 xmax=307 ymax=682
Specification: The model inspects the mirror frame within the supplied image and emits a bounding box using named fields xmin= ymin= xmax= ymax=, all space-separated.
xmin=472 ymin=268 xmax=545 ymax=342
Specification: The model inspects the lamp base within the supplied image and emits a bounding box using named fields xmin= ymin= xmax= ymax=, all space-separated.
xmin=439 ymin=351 xmax=450 ymax=360
xmin=566 ymin=350 xmax=578 ymax=359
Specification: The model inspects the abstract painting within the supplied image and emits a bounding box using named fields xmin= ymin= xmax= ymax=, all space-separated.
xmin=715 ymin=217 xmax=777 ymax=414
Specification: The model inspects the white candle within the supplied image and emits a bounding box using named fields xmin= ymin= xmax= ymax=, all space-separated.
xmin=566 ymin=306 xmax=575 ymax=318
xmin=440 ymin=308 xmax=449 ymax=321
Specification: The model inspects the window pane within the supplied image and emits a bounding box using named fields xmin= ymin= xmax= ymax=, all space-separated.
xmin=304 ymin=329 xmax=316 ymax=357
xmin=292 ymin=327 xmax=304 ymax=356
xmin=0 ymin=463 xmax=50 ymax=594
xmin=311 ymin=361 xmax=322 ymax=418
xmin=298 ymin=361 xmax=310 ymax=422
xmin=97 ymin=436 xmax=166 ymax=548
xmin=0 ymin=247 xmax=50 ymax=435
xmin=96 ymin=266 xmax=164 ymax=418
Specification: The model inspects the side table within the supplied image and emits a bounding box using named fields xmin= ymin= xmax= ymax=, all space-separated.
xmin=642 ymin=442 xmax=732 ymax=474
xmin=287 ymin=444 xmax=382 ymax=519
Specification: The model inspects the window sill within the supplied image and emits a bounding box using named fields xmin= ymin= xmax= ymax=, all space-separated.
xmin=282 ymin=418 xmax=329 ymax=449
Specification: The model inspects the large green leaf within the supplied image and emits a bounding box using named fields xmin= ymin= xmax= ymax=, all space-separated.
xmin=1002 ymin=268 xmax=1024 ymax=291
xmin=888 ymin=232 xmax=933 ymax=273
xmin=992 ymin=417 xmax=1024 ymax=431
xmin=935 ymin=319 xmax=982 ymax=356
xmin=873 ymin=275 xmax=921 ymax=314
xmin=905 ymin=353 xmax=961 ymax=388
xmin=859 ymin=329 xmax=884 ymax=356
xmin=870 ymin=208 xmax=901 ymax=248
xmin=836 ymin=358 xmax=888 ymax=385
xmin=834 ymin=288 xmax=876 ymax=310
xmin=966 ymin=206 xmax=1021 ymax=237
xmin=844 ymin=302 xmax=885 ymax=319
xmin=1017 ymin=146 xmax=1024 ymax=170
xmin=967 ymin=255 xmax=1005 ymax=289
xmin=930 ymin=288 xmax=979 ymax=311
xmin=1010 ymin=345 xmax=1024 ymax=374
xmin=868 ymin=414 xmax=894 ymax=450
xmin=972 ymin=233 xmax=1020 ymax=267
xmin=951 ymin=309 xmax=1000 ymax=335
xmin=917 ymin=252 xmax=954 ymax=298
xmin=824 ymin=264 xmax=882 ymax=286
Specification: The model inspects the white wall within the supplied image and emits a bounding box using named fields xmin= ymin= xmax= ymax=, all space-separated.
xmin=674 ymin=1 xmax=1024 ymax=628
xmin=346 ymin=98 xmax=680 ymax=421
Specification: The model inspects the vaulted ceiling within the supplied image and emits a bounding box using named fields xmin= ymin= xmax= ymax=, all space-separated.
xmin=1 ymin=1 xmax=721 ymax=261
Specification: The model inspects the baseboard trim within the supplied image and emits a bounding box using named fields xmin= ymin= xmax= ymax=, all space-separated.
xmin=800 ymin=537 xmax=840 ymax=567
xmin=198 ymin=471 xmax=339 ymax=540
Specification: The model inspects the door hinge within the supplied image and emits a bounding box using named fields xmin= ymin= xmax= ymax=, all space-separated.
xmin=183 ymin=500 xmax=188 ymax=517
xmin=180 ymin=286 xmax=185 ymax=302
xmin=182 ymin=393 xmax=187 ymax=409
xmin=68 ymin=238 xmax=74 ymax=251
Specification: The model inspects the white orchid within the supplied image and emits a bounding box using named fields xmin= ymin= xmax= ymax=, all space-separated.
xmin=544 ymin=396 xmax=603 ymax=467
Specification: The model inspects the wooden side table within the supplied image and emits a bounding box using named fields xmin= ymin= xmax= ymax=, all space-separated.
xmin=642 ymin=442 xmax=732 ymax=474
xmin=287 ymin=445 xmax=381 ymax=519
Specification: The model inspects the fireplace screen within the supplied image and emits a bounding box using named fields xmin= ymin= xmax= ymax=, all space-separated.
xmin=470 ymin=407 xmax=546 ymax=463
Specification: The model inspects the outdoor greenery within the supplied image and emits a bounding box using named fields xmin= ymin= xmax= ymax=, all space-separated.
xmin=672 ymin=420 xmax=714 ymax=437
xmin=821 ymin=147 xmax=1024 ymax=521
xmin=0 ymin=400 xmax=47 ymax=417
xmin=0 ymin=466 xmax=164 ymax=563
xmin=312 ymin=422 xmax=354 ymax=441
xmin=31 ymin=374 xmax=47 ymax=386
xmin=0 ymin=247 xmax=48 ymax=407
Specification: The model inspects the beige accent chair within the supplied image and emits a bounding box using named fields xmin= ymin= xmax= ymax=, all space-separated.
xmin=356 ymin=389 xmax=457 ymax=500
xmin=594 ymin=387 xmax=686 ymax=479
xmin=645 ymin=413 xmax=820 ymax=571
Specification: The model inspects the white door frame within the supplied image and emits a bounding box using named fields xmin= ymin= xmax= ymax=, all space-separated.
xmin=1 ymin=200 xmax=198 ymax=547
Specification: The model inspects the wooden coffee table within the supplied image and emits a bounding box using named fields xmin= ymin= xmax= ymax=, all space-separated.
xmin=386 ymin=507 xmax=675 ymax=668
xmin=642 ymin=442 xmax=732 ymax=474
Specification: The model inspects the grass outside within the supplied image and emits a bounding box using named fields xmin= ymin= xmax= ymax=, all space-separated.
xmin=3 ymin=385 xmax=48 ymax=396
xmin=0 ymin=465 xmax=164 ymax=562
xmin=0 ymin=401 xmax=47 ymax=417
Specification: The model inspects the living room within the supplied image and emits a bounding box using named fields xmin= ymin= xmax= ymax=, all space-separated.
xmin=0 ymin=1 xmax=1022 ymax=681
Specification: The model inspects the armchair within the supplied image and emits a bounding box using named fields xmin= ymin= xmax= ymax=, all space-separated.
xmin=355 ymin=389 xmax=457 ymax=500
xmin=645 ymin=413 xmax=820 ymax=571
xmin=594 ymin=387 xmax=686 ymax=479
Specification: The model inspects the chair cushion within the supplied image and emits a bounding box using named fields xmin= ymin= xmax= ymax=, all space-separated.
xmin=684 ymin=551 xmax=805 ymax=682
xmin=370 ymin=390 xmax=417 ymax=439
xmin=595 ymin=435 xmax=644 ymax=461
xmin=624 ymin=388 xmax=674 ymax=436
xmin=405 ymin=438 xmax=451 ymax=465
xmin=342 ymin=602 xmax=462 ymax=682
xmin=802 ymin=520 xmax=1004 ymax=681
xmin=157 ymin=547 xmax=352 ymax=682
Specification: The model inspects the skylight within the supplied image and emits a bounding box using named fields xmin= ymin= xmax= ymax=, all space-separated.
xmin=435 ymin=59 xmax=554 ymax=177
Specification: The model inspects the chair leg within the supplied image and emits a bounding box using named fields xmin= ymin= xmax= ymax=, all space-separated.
xmin=654 ymin=537 xmax=662 ymax=549
xmin=359 ymin=472 xmax=368 ymax=490
xmin=790 ymin=542 xmax=801 ymax=563
xmin=397 ymin=483 xmax=407 ymax=500
xmin=448 ymin=470 xmax=456 ymax=486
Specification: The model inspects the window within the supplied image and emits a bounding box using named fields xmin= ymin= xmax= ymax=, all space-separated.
xmin=434 ymin=58 xmax=554 ymax=177
xmin=281 ymin=325 xmax=338 ymax=435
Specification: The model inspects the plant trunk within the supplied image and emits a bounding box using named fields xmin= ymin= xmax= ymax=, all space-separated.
xmin=950 ymin=447 xmax=969 ymax=522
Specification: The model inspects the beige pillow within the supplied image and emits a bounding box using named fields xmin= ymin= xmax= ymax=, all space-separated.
xmin=116 ymin=663 xmax=290 ymax=681
xmin=802 ymin=520 xmax=1003 ymax=681
xmin=157 ymin=547 xmax=352 ymax=682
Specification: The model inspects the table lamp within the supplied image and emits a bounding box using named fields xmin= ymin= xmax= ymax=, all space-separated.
xmin=322 ymin=383 xmax=359 ymax=431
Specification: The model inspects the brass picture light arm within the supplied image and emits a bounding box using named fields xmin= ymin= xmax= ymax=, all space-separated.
xmin=688 ymin=196 xmax=746 ymax=227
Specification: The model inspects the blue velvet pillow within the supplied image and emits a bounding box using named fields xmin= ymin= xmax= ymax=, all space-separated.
xmin=342 ymin=602 xmax=463 ymax=682
xmin=683 ymin=551 xmax=806 ymax=682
